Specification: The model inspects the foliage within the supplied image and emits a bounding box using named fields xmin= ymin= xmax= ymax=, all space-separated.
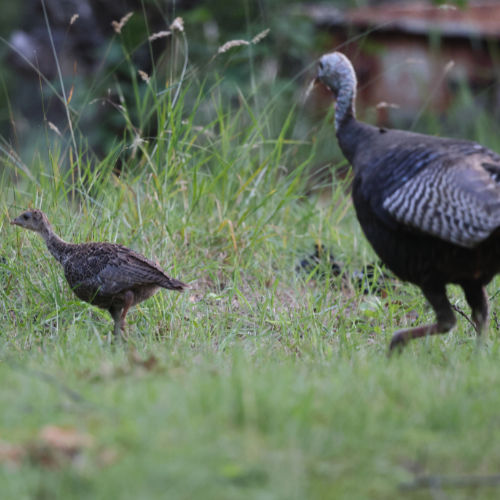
xmin=1 ymin=2 xmax=500 ymax=498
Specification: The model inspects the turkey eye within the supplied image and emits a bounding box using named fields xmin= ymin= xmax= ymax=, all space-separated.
xmin=22 ymin=214 xmax=29 ymax=220
xmin=318 ymin=61 xmax=324 ymax=71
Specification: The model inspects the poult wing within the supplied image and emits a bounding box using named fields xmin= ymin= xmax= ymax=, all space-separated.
xmin=64 ymin=244 xmax=177 ymax=295
xmin=95 ymin=248 xmax=177 ymax=294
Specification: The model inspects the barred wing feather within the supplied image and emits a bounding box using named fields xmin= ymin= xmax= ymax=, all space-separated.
xmin=382 ymin=155 xmax=500 ymax=248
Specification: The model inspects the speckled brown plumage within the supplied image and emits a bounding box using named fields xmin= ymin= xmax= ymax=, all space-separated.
xmin=11 ymin=209 xmax=186 ymax=337
xmin=317 ymin=52 xmax=500 ymax=352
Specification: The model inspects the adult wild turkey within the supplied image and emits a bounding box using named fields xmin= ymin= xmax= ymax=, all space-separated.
xmin=11 ymin=209 xmax=186 ymax=338
xmin=316 ymin=52 xmax=500 ymax=351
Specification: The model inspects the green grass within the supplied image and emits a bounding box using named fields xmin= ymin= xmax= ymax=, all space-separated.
xmin=2 ymin=25 xmax=500 ymax=500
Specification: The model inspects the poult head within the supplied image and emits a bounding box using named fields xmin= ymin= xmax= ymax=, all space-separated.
xmin=317 ymin=52 xmax=357 ymax=96
xmin=11 ymin=209 xmax=51 ymax=233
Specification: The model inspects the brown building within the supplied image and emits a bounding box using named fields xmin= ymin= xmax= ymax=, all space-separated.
xmin=306 ymin=1 xmax=500 ymax=125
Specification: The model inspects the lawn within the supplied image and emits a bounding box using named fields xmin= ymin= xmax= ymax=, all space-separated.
xmin=2 ymin=19 xmax=500 ymax=500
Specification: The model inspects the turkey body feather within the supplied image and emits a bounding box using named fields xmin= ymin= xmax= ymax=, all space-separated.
xmin=343 ymin=120 xmax=500 ymax=284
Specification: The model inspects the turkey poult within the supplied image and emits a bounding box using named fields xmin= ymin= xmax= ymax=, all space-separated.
xmin=317 ymin=52 xmax=500 ymax=351
xmin=11 ymin=209 xmax=186 ymax=338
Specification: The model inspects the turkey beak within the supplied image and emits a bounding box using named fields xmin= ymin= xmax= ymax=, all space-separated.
xmin=316 ymin=63 xmax=337 ymax=97
xmin=10 ymin=217 xmax=21 ymax=226
xmin=316 ymin=77 xmax=337 ymax=98
xmin=310 ymin=75 xmax=323 ymax=92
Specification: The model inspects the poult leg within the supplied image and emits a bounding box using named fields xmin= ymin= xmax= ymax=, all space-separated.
xmin=109 ymin=307 xmax=123 ymax=340
xmin=113 ymin=316 xmax=122 ymax=338
xmin=463 ymin=283 xmax=489 ymax=336
xmin=118 ymin=291 xmax=135 ymax=339
xmin=389 ymin=287 xmax=457 ymax=352
xmin=109 ymin=291 xmax=135 ymax=340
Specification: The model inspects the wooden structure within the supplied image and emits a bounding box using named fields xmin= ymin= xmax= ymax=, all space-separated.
xmin=306 ymin=1 xmax=500 ymax=125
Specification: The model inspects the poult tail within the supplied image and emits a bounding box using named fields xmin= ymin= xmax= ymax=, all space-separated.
xmin=163 ymin=277 xmax=187 ymax=291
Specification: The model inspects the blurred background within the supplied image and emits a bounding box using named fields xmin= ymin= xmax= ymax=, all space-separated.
xmin=1 ymin=0 xmax=500 ymax=182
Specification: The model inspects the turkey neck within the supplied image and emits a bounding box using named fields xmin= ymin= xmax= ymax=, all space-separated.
xmin=334 ymin=73 xmax=356 ymax=131
xmin=336 ymin=115 xmax=376 ymax=169
xmin=39 ymin=223 xmax=72 ymax=264
xmin=333 ymin=68 xmax=373 ymax=168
